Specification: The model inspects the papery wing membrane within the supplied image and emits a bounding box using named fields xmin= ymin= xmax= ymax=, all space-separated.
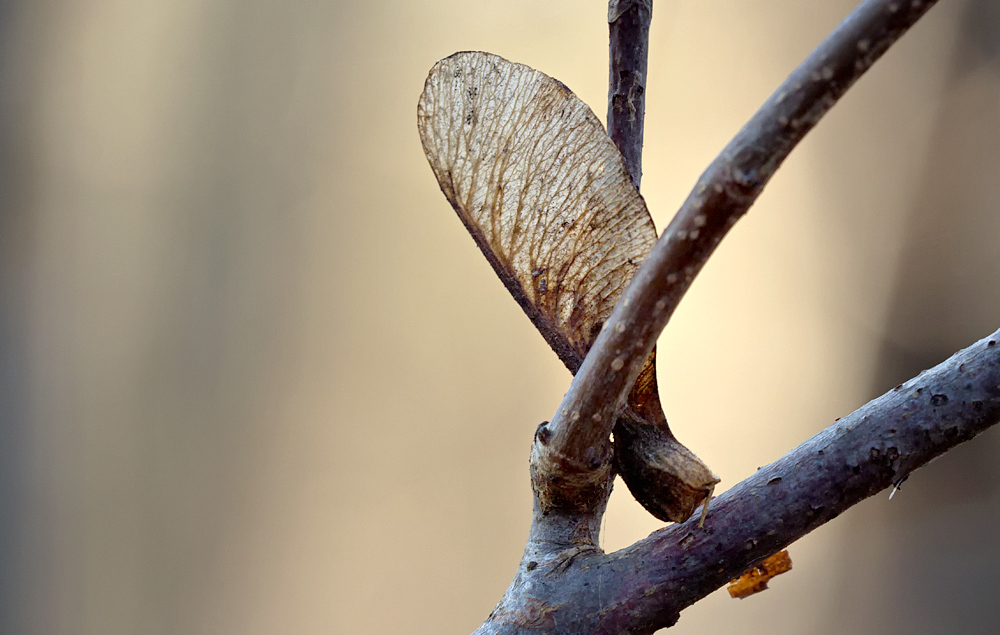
xmin=418 ymin=51 xmax=718 ymax=523
xmin=417 ymin=51 xmax=656 ymax=372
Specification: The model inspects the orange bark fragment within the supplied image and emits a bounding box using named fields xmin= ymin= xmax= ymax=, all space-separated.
xmin=727 ymin=550 xmax=792 ymax=599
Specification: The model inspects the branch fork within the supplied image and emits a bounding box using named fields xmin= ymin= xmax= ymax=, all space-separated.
xmin=416 ymin=0 xmax=1000 ymax=632
xmin=538 ymin=0 xmax=941 ymax=515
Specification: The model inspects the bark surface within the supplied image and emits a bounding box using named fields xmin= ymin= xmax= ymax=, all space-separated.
xmin=416 ymin=0 xmax=1000 ymax=632
xmin=478 ymin=331 xmax=1000 ymax=634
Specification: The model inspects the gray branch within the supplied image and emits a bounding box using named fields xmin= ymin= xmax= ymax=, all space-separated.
xmin=470 ymin=0 xmax=993 ymax=632
xmin=480 ymin=331 xmax=1000 ymax=634
xmin=607 ymin=0 xmax=653 ymax=190
xmin=534 ymin=0 xmax=939 ymax=507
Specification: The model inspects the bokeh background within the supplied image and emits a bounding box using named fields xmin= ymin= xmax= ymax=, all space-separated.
xmin=2 ymin=0 xmax=999 ymax=633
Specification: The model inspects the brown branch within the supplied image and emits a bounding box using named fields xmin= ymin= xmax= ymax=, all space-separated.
xmin=534 ymin=0 xmax=939 ymax=496
xmin=478 ymin=0 xmax=965 ymax=632
xmin=480 ymin=330 xmax=1000 ymax=634
xmin=607 ymin=0 xmax=653 ymax=189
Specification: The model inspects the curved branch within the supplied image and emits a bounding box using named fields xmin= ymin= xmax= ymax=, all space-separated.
xmin=481 ymin=330 xmax=1000 ymax=634
xmin=607 ymin=0 xmax=653 ymax=189
xmin=538 ymin=0 xmax=939 ymax=482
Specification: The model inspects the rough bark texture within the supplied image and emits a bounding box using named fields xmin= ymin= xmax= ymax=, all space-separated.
xmin=606 ymin=0 xmax=721 ymax=527
xmin=470 ymin=0 xmax=974 ymax=632
xmin=479 ymin=330 xmax=1000 ymax=634
xmin=607 ymin=0 xmax=652 ymax=190
xmin=534 ymin=0 xmax=940 ymax=512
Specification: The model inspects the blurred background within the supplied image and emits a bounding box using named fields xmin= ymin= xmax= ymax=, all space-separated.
xmin=1 ymin=0 xmax=999 ymax=633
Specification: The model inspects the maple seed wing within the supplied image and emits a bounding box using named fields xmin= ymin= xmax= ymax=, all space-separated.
xmin=417 ymin=51 xmax=657 ymax=372
xmin=418 ymin=52 xmax=718 ymax=525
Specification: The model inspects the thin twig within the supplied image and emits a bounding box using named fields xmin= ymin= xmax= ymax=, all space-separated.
xmin=538 ymin=0 xmax=939 ymax=479
xmin=607 ymin=0 xmax=653 ymax=189
xmin=480 ymin=329 xmax=1000 ymax=634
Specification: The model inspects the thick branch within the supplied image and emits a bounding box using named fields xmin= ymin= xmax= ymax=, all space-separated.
xmin=538 ymin=0 xmax=939 ymax=483
xmin=607 ymin=0 xmax=653 ymax=189
xmin=610 ymin=330 xmax=1000 ymax=627
xmin=481 ymin=330 xmax=1000 ymax=634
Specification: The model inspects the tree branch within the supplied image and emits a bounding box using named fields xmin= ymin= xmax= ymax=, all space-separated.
xmin=536 ymin=0 xmax=939 ymax=494
xmin=607 ymin=0 xmax=653 ymax=189
xmin=479 ymin=0 xmax=967 ymax=632
xmin=481 ymin=330 xmax=1000 ymax=634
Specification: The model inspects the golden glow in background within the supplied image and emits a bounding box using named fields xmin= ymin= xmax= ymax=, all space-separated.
xmin=2 ymin=1 xmax=999 ymax=633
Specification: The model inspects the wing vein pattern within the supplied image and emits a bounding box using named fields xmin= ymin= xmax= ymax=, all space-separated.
xmin=417 ymin=51 xmax=657 ymax=371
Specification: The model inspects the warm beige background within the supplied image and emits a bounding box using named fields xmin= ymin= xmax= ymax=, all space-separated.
xmin=2 ymin=1 xmax=999 ymax=633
